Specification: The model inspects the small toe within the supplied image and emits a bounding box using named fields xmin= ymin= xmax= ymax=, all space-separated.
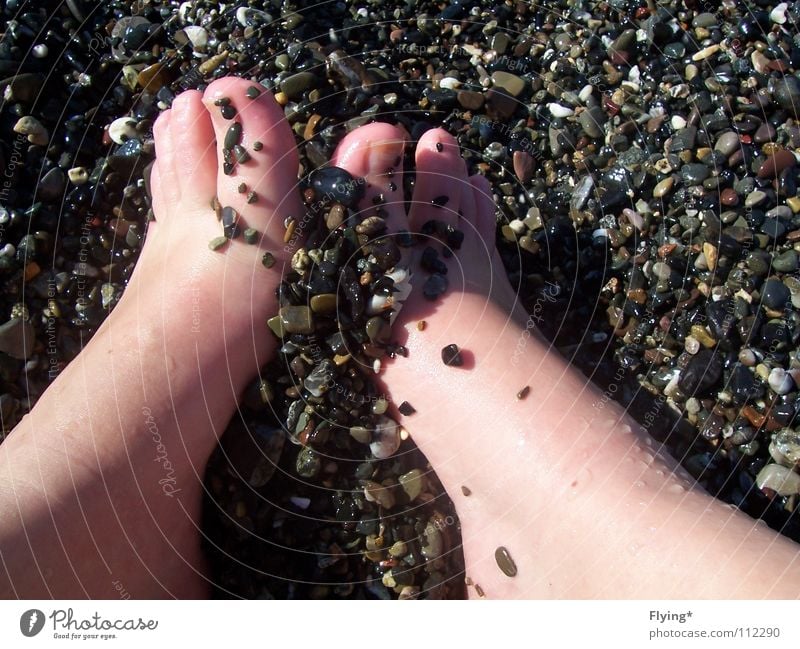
xmin=169 ymin=90 xmax=217 ymax=209
xmin=408 ymin=129 xmax=468 ymax=232
xmin=330 ymin=122 xmax=408 ymax=234
xmin=202 ymin=77 xmax=302 ymax=248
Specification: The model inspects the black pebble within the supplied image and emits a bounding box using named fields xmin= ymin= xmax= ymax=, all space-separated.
xmin=310 ymin=166 xmax=365 ymax=208
xmin=220 ymin=104 xmax=236 ymax=119
xmin=441 ymin=343 xmax=463 ymax=366
xmin=436 ymin=142 xmax=443 ymax=152
xmin=431 ymin=195 xmax=449 ymax=208
xmin=398 ymin=401 xmax=416 ymax=415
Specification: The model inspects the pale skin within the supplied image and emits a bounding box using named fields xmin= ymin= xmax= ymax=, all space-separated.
xmin=0 ymin=78 xmax=798 ymax=598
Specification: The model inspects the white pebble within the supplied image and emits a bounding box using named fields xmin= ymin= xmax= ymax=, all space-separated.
xmin=236 ymin=6 xmax=250 ymax=26
xmin=756 ymin=463 xmax=800 ymax=496
xmin=684 ymin=336 xmax=700 ymax=355
xmin=369 ymin=416 xmax=401 ymax=459
xmin=547 ymin=103 xmax=574 ymax=118
xmin=671 ymin=115 xmax=687 ymax=130
xmin=183 ymin=25 xmax=208 ymax=49
xmin=108 ymin=117 xmax=137 ymax=145
xmin=32 ymin=44 xmax=48 ymax=58
xmin=508 ymin=218 xmax=526 ymax=235
xmin=578 ymin=84 xmax=594 ymax=103
xmin=768 ymin=367 xmax=794 ymax=395
xmin=439 ymin=77 xmax=461 ymax=90
xmin=0 ymin=243 xmax=15 ymax=257
xmin=289 ymin=496 xmax=311 ymax=510
xmin=771 ymin=2 xmax=788 ymax=24
xmin=68 ymin=167 xmax=88 ymax=185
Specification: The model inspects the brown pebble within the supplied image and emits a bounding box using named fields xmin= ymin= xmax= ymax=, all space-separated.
xmin=757 ymin=149 xmax=796 ymax=179
xmin=237 ymin=182 xmax=247 ymax=193
xmin=461 ymin=485 xmax=472 ymax=496
xmin=252 ymin=141 xmax=263 ymax=151
xmin=417 ymin=320 xmax=426 ymax=331
xmin=474 ymin=583 xmax=485 ymax=598
xmin=495 ymin=546 xmax=518 ymax=577
xmin=516 ymin=386 xmax=530 ymax=400
xmin=283 ymin=217 xmax=297 ymax=243
xmin=720 ymin=187 xmax=739 ymax=206
xmin=512 ymin=150 xmax=534 ymax=183
xmin=247 ymin=191 xmax=257 ymax=204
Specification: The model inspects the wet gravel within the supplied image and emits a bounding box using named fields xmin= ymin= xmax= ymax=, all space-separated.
xmin=3 ymin=0 xmax=800 ymax=598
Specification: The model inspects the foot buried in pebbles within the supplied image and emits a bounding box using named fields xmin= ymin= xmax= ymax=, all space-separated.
xmin=2 ymin=0 xmax=800 ymax=597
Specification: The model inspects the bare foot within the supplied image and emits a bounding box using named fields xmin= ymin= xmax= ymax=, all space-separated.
xmin=330 ymin=127 xmax=800 ymax=599
xmin=0 ymin=78 xmax=303 ymax=597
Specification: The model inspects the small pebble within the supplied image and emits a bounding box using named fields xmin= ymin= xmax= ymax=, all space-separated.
xmin=208 ymin=236 xmax=228 ymax=251
xmin=243 ymin=228 xmax=258 ymax=244
xmin=461 ymin=485 xmax=471 ymax=496
xmin=252 ymin=141 xmax=263 ymax=151
xmin=441 ymin=343 xmax=463 ymax=366
xmin=220 ymin=104 xmax=236 ymax=119
xmin=516 ymin=386 xmax=530 ymax=400
xmin=398 ymin=401 xmax=416 ymax=416
xmin=261 ymin=252 xmax=276 ymax=268
xmin=494 ymin=546 xmax=518 ymax=577
xmin=246 ymin=85 xmax=261 ymax=98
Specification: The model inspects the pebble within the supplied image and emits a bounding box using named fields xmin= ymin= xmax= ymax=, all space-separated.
xmin=578 ymin=106 xmax=607 ymax=138
xmin=13 ymin=116 xmax=48 ymax=146
xmin=441 ymin=343 xmax=463 ymax=367
xmin=491 ymin=71 xmax=525 ymax=97
xmin=761 ymin=279 xmax=790 ymax=310
xmin=494 ymin=546 xmax=517 ymax=577
xmin=757 ymin=150 xmax=796 ymax=179
xmin=310 ymin=166 xmax=364 ymax=207
xmin=38 ymin=168 xmax=65 ymax=202
xmin=768 ymin=368 xmax=794 ymax=395
xmin=547 ymin=103 xmax=574 ymax=118
xmin=67 ymin=166 xmax=88 ymax=185
xmin=652 ymin=177 xmax=673 ymax=198
xmin=279 ymin=306 xmax=314 ymax=335
xmin=756 ymin=464 xmax=800 ymax=496
xmin=0 ymin=318 xmax=35 ymax=359
xmin=108 ymin=117 xmax=138 ymax=144
xmin=369 ymin=416 xmax=401 ymax=459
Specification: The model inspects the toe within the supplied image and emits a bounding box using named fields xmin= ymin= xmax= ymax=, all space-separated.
xmin=330 ymin=122 xmax=408 ymax=233
xmin=202 ymin=77 xmax=302 ymax=247
xmin=152 ymin=110 xmax=181 ymax=208
xmin=408 ymin=129 xmax=468 ymax=232
xmin=169 ymin=90 xmax=217 ymax=209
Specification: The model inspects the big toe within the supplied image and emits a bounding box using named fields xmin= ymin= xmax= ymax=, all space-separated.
xmin=330 ymin=122 xmax=408 ymax=234
xmin=202 ymin=77 xmax=303 ymax=252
